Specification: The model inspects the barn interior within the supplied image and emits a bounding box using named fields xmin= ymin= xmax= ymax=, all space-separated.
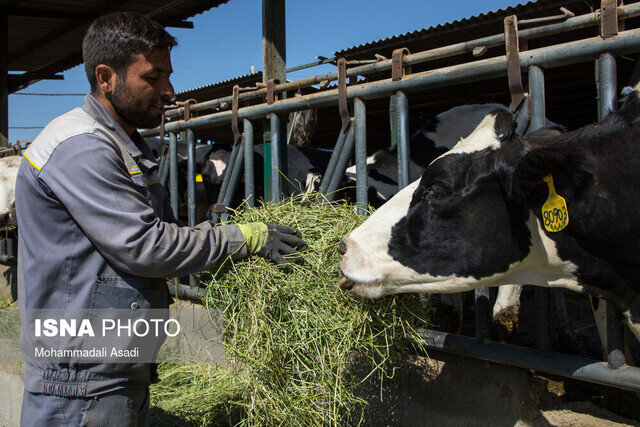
xmin=174 ymin=0 xmax=640 ymax=153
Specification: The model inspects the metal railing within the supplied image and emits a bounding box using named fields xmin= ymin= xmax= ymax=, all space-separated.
xmin=148 ymin=4 xmax=640 ymax=391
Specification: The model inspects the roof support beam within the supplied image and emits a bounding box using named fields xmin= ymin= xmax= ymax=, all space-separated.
xmin=7 ymin=7 xmax=96 ymax=21
xmin=1 ymin=9 xmax=8 ymax=147
xmin=8 ymin=51 xmax=79 ymax=93
xmin=262 ymin=0 xmax=286 ymax=84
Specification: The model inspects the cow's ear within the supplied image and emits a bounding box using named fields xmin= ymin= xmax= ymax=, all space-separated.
xmin=511 ymin=144 xmax=595 ymax=199
xmin=493 ymin=109 xmax=517 ymax=143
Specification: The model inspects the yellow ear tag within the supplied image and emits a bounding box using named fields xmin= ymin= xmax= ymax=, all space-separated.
xmin=195 ymin=173 xmax=203 ymax=183
xmin=541 ymin=175 xmax=569 ymax=232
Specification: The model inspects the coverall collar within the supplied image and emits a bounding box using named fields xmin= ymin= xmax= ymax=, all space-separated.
xmin=83 ymin=94 xmax=143 ymax=160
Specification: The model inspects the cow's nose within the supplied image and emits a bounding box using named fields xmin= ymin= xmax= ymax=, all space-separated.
xmin=338 ymin=238 xmax=347 ymax=254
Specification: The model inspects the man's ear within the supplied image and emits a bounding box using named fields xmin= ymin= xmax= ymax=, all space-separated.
xmin=95 ymin=64 xmax=116 ymax=96
xmin=511 ymin=143 xmax=595 ymax=199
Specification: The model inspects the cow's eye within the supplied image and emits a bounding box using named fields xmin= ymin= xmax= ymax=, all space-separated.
xmin=423 ymin=183 xmax=451 ymax=200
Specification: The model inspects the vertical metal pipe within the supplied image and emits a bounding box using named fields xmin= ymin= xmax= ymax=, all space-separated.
xmin=186 ymin=129 xmax=197 ymax=288
xmin=262 ymin=0 xmax=287 ymax=85
xmin=0 ymin=10 xmax=8 ymax=148
xmin=263 ymin=119 xmax=272 ymax=202
xmin=389 ymin=95 xmax=398 ymax=148
xmin=326 ymin=128 xmax=355 ymax=200
xmin=270 ymin=113 xmax=282 ymax=203
xmin=598 ymin=53 xmax=617 ymax=120
xmin=221 ymin=141 xmax=245 ymax=222
xmin=354 ymin=98 xmax=368 ymax=215
xmin=534 ymin=287 xmax=553 ymax=355
xmin=159 ymin=153 xmax=169 ymax=187
xmin=169 ymin=132 xmax=179 ymax=220
xmin=597 ymin=52 xmax=625 ymax=369
xmin=319 ymin=122 xmax=350 ymax=195
xmin=528 ymin=66 xmax=546 ymax=132
xmin=528 ymin=66 xmax=553 ymax=355
xmin=396 ymin=91 xmax=411 ymax=189
xmin=606 ymin=302 xmax=626 ymax=368
xmin=475 ymin=287 xmax=491 ymax=345
xmin=243 ymin=119 xmax=255 ymax=209
xmin=211 ymin=143 xmax=240 ymax=223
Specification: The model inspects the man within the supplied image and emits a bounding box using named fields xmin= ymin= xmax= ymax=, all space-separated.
xmin=16 ymin=12 xmax=305 ymax=426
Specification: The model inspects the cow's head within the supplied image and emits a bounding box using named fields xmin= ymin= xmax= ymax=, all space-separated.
xmin=339 ymin=109 xmax=594 ymax=298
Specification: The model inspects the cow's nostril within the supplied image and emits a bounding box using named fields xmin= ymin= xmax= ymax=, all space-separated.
xmin=338 ymin=238 xmax=347 ymax=254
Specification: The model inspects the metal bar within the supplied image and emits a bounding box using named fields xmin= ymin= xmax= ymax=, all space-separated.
xmin=319 ymin=122 xmax=351 ymax=195
xmin=325 ymin=126 xmax=355 ymax=201
xmin=168 ymin=283 xmax=207 ymax=303
xmin=159 ymin=153 xmax=169 ymax=187
xmin=169 ymin=132 xmax=179 ymax=220
xmin=212 ymin=143 xmax=240 ymax=223
xmin=186 ymin=129 xmax=197 ymax=289
xmin=286 ymin=56 xmax=336 ymax=72
xmin=396 ymin=91 xmax=410 ymax=190
xmin=159 ymin=3 xmax=640 ymax=122
xmin=389 ymin=95 xmax=398 ymax=147
xmin=270 ymin=113 xmax=282 ymax=202
xmin=475 ymin=287 xmax=490 ymax=344
xmin=534 ymin=287 xmax=553 ymax=355
xmin=414 ymin=329 xmax=640 ymax=392
xmin=527 ymin=67 xmax=553 ymax=355
xmin=243 ymin=119 xmax=255 ymax=209
xmin=221 ymin=141 xmax=245 ymax=222
xmin=145 ymin=29 xmax=640 ymax=136
xmin=0 ymin=10 xmax=8 ymax=147
xmin=598 ymin=53 xmax=617 ymax=120
xmin=596 ymin=52 xmax=626 ymax=369
xmin=528 ymin=66 xmax=546 ymax=132
xmin=354 ymin=98 xmax=368 ymax=214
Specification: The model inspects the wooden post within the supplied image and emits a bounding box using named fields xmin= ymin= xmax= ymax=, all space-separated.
xmin=262 ymin=0 xmax=286 ymax=201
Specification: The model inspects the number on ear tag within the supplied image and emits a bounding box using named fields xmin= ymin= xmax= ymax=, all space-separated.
xmin=541 ymin=175 xmax=569 ymax=232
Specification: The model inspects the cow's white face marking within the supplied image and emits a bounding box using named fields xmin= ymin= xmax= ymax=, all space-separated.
xmin=424 ymin=103 xmax=508 ymax=150
xmin=340 ymin=175 xmax=583 ymax=298
xmin=437 ymin=113 xmax=503 ymax=160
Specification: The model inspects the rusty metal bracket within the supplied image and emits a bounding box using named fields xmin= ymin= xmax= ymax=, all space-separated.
xmin=337 ymin=58 xmax=351 ymax=131
xmin=181 ymin=99 xmax=196 ymax=121
xmin=392 ymin=48 xmax=411 ymax=81
xmin=231 ymin=85 xmax=242 ymax=146
xmin=601 ymin=0 xmax=619 ymax=39
xmin=518 ymin=7 xmax=574 ymax=27
xmin=266 ymin=79 xmax=280 ymax=105
xmin=504 ymin=15 xmax=525 ymax=112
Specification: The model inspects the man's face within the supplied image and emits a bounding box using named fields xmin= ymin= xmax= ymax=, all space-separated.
xmin=110 ymin=49 xmax=174 ymax=130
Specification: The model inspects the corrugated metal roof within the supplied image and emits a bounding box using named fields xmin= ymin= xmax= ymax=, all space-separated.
xmin=334 ymin=0 xmax=601 ymax=58
xmin=176 ymin=72 xmax=264 ymax=101
xmin=4 ymin=0 xmax=232 ymax=92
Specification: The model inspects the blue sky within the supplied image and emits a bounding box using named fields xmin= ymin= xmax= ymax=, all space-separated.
xmin=8 ymin=0 xmax=524 ymax=144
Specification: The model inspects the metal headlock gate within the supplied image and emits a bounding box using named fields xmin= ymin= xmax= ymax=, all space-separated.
xmin=141 ymin=2 xmax=640 ymax=391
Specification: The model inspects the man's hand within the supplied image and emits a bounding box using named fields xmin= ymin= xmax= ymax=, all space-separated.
xmin=238 ymin=222 xmax=307 ymax=272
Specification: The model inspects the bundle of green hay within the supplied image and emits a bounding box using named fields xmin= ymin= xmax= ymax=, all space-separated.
xmin=151 ymin=195 xmax=432 ymax=426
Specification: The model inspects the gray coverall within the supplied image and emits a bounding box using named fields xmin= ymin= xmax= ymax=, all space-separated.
xmin=16 ymin=94 xmax=247 ymax=425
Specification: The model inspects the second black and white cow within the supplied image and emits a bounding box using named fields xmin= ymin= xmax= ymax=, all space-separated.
xmin=339 ymin=89 xmax=640 ymax=342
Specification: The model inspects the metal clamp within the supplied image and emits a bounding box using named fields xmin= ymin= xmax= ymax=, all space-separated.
xmin=180 ymin=99 xmax=196 ymax=121
xmin=504 ymin=15 xmax=525 ymax=112
xmin=266 ymin=78 xmax=279 ymax=105
xmin=601 ymin=0 xmax=619 ymax=39
xmin=337 ymin=58 xmax=351 ymax=131
xmin=231 ymin=85 xmax=242 ymax=146
xmin=392 ymin=48 xmax=411 ymax=81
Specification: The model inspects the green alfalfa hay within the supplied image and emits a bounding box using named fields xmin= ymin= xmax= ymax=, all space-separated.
xmin=152 ymin=195 xmax=433 ymax=425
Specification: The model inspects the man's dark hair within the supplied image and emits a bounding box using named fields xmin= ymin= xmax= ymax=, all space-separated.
xmin=83 ymin=12 xmax=177 ymax=92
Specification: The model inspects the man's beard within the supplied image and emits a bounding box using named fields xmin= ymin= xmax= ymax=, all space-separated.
xmin=111 ymin=79 xmax=163 ymax=130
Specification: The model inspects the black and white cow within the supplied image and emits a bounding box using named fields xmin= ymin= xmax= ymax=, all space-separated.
xmin=345 ymin=103 xmax=510 ymax=206
xmin=0 ymin=156 xmax=21 ymax=227
xmin=339 ymin=89 xmax=640 ymax=342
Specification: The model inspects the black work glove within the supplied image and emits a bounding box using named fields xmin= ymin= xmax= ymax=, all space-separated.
xmin=256 ymin=223 xmax=307 ymax=272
